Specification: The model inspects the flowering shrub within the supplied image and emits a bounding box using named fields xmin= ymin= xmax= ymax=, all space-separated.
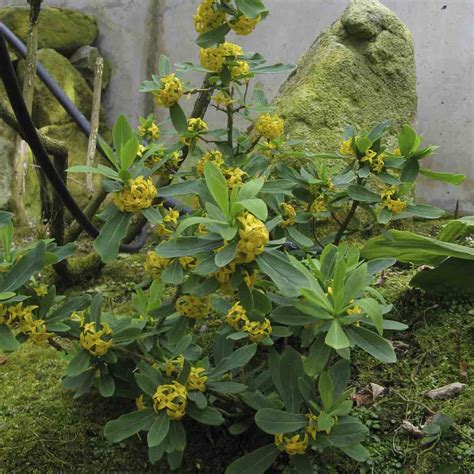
xmin=1 ymin=0 xmax=465 ymax=472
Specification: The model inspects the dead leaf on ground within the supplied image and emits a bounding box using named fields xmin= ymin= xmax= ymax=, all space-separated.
xmin=352 ymin=383 xmax=385 ymax=407
xmin=459 ymin=361 xmax=469 ymax=382
xmin=401 ymin=420 xmax=423 ymax=438
xmin=0 ymin=356 xmax=7 ymax=365
xmin=425 ymin=382 xmax=465 ymax=400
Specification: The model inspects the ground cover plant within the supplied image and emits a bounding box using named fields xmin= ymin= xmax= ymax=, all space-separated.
xmin=0 ymin=1 xmax=471 ymax=473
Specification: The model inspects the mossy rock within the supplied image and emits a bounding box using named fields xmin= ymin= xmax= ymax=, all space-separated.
xmin=0 ymin=6 xmax=98 ymax=57
xmin=70 ymin=46 xmax=112 ymax=91
xmin=0 ymin=120 xmax=15 ymax=210
xmin=40 ymin=122 xmax=108 ymax=209
xmin=17 ymin=48 xmax=103 ymax=128
xmin=275 ymin=0 xmax=417 ymax=164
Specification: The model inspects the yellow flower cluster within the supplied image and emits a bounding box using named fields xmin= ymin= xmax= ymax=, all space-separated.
xmin=79 ymin=322 xmax=113 ymax=357
xmin=226 ymin=302 xmax=272 ymax=342
xmin=225 ymin=167 xmax=246 ymax=189
xmin=154 ymin=74 xmax=183 ymax=108
xmin=21 ymin=316 xmax=52 ymax=345
xmin=144 ymin=251 xmax=171 ymax=280
xmin=139 ymin=121 xmax=160 ymax=141
xmin=175 ymin=295 xmax=211 ymax=319
xmin=212 ymin=91 xmax=234 ymax=107
xmin=310 ymin=195 xmax=326 ymax=214
xmin=281 ymin=203 xmax=296 ymax=227
xmin=361 ymin=149 xmax=385 ymax=173
xmin=347 ymin=303 xmax=362 ymax=315
xmin=305 ymin=412 xmax=318 ymax=440
xmin=255 ymin=113 xmax=284 ymax=140
xmin=113 ymin=176 xmax=157 ymax=213
xmin=153 ymin=381 xmax=187 ymax=420
xmin=163 ymin=207 xmax=180 ymax=226
xmin=361 ymin=149 xmax=377 ymax=165
xmin=33 ymin=284 xmax=48 ymax=297
xmin=0 ymin=303 xmax=49 ymax=345
xmin=187 ymin=117 xmax=208 ymax=133
xmin=144 ymin=148 xmax=165 ymax=168
xmin=200 ymin=42 xmax=245 ymax=78
xmin=236 ymin=212 xmax=269 ymax=263
xmin=193 ymin=0 xmax=227 ymax=33
xmin=187 ymin=367 xmax=207 ymax=392
xmin=339 ymin=138 xmax=355 ymax=156
xmin=274 ymin=433 xmax=309 ymax=456
xmin=215 ymin=262 xmax=237 ymax=289
xmin=230 ymin=15 xmax=261 ymax=35
xmin=230 ymin=60 xmax=250 ymax=79
xmin=380 ymin=186 xmax=407 ymax=214
xmin=165 ymin=355 xmax=185 ymax=376
xmin=197 ymin=150 xmax=224 ymax=175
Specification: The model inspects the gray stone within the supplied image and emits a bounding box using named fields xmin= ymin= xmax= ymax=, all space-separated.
xmin=275 ymin=0 xmax=417 ymax=164
xmin=70 ymin=46 xmax=112 ymax=91
xmin=0 ymin=6 xmax=98 ymax=57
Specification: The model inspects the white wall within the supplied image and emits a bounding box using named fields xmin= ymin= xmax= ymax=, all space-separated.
xmin=1 ymin=0 xmax=472 ymax=213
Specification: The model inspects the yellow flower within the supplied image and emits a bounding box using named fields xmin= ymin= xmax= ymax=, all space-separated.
xmin=178 ymin=256 xmax=196 ymax=270
xmin=215 ymin=262 xmax=237 ymax=287
xmin=347 ymin=304 xmax=362 ymax=315
xmin=305 ymin=412 xmax=318 ymax=440
xmin=5 ymin=303 xmax=38 ymax=326
xmin=165 ymin=355 xmax=185 ymax=376
xmin=225 ymin=167 xmax=246 ymax=189
xmin=236 ymin=212 xmax=269 ymax=263
xmin=310 ymin=195 xmax=326 ymax=214
xmin=144 ymin=251 xmax=171 ymax=280
xmin=113 ymin=176 xmax=157 ymax=213
xmin=373 ymin=153 xmax=385 ymax=173
xmin=154 ymin=74 xmax=183 ymax=108
xmin=70 ymin=310 xmax=85 ymax=326
xmin=20 ymin=314 xmax=52 ymax=345
xmin=230 ymin=60 xmax=249 ymax=79
xmin=380 ymin=186 xmax=396 ymax=201
xmin=187 ymin=117 xmax=208 ymax=133
xmin=187 ymin=367 xmax=207 ymax=392
xmin=229 ymin=15 xmax=260 ymax=35
xmin=274 ymin=433 xmax=308 ymax=456
xmin=33 ymin=284 xmax=48 ymax=297
xmin=380 ymin=186 xmax=407 ymax=214
xmin=163 ymin=208 xmax=180 ymax=226
xmin=243 ymin=317 xmax=272 ymax=342
xmin=156 ymin=223 xmax=173 ymax=239
xmin=212 ymin=91 xmax=234 ymax=107
xmin=339 ymin=139 xmax=355 ymax=156
xmin=194 ymin=0 xmax=227 ymax=33
xmin=145 ymin=148 xmax=165 ymax=168
xmin=196 ymin=150 xmax=224 ymax=175
xmin=281 ymin=203 xmax=296 ymax=227
xmin=327 ymin=286 xmax=333 ymax=296
xmin=79 ymin=322 xmax=113 ymax=357
xmin=136 ymin=394 xmax=147 ymax=411
xmin=226 ymin=302 xmax=248 ymax=329
xmin=243 ymin=269 xmax=258 ymax=289
xmin=393 ymin=147 xmax=401 ymax=156
xmin=137 ymin=144 xmax=147 ymax=158
xmin=175 ymin=295 xmax=211 ymax=319
xmin=255 ymin=113 xmax=284 ymax=140
xmin=153 ymin=381 xmax=187 ymax=420
xmin=0 ymin=304 xmax=8 ymax=325
xmin=361 ymin=149 xmax=377 ymax=165
xmin=200 ymin=42 xmax=243 ymax=73
xmin=148 ymin=122 xmax=161 ymax=141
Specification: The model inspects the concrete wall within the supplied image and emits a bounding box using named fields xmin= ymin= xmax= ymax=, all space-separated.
xmin=1 ymin=0 xmax=472 ymax=213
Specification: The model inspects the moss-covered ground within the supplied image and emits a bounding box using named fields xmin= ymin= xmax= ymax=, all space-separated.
xmin=1 ymin=220 xmax=473 ymax=473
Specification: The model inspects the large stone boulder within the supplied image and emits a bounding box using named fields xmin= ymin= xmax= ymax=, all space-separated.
xmin=17 ymin=48 xmax=102 ymax=128
xmin=70 ymin=46 xmax=112 ymax=91
xmin=275 ymin=0 xmax=417 ymax=159
xmin=0 ymin=6 xmax=98 ymax=57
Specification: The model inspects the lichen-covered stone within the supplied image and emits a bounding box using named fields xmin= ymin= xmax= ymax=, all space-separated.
xmin=17 ymin=48 xmax=102 ymax=128
xmin=70 ymin=46 xmax=112 ymax=91
xmin=0 ymin=122 xmax=15 ymax=210
xmin=0 ymin=6 xmax=98 ymax=57
xmin=275 ymin=0 xmax=417 ymax=162
xmin=40 ymin=122 xmax=106 ymax=208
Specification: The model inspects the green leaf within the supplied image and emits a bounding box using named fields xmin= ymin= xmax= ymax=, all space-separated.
xmin=0 ymin=324 xmax=20 ymax=352
xmin=147 ymin=411 xmax=170 ymax=447
xmin=255 ymin=409 xmax=308 ymax=434
xmin=158 ymin=180 xmax=201 ymax=198
xmin=215 ymin=241 xmax=238 ymax=267
xmin=157 ymin=236 xmax=222 ymax=258
xmin=346 ymin=327 xmax=396 ymax=363
xmin=207 ymin=381 xmax=247 ymax=393
xmin=113 ymin=115 xmax=133 ymax=156
xmin=67 ymin=165 xmax=118 ymax=179
xmin=286 ymin=227 xmax=314 ymax=249
xmin=212 ymin=344 xmax=257 ymax=376
xmin=325 ymin=320 xmax=350 ymax=350
xmin=318 ymin=372 xmax=333 ymax=411
xmin=205 ymin=161 xmax=229 ymax=217
xmin=168 ymin=421 xmax=186 ymax=451
xmin=401 ymin=158 xmax=420 ymax=182
xmin=398 ymin=124 xmax=418 ymax=156
xmin=279 ymin=347 xmax=304 ymax=413
xmin=340 ymin=444 xmax=370 ymax=462
xmin=235 ymin=0 xmax=267 ymax=18
xmin=187 ymin=405 xmax=224 ymax=426
xmin=237 ymin=199 xmax=268 ymax=221
xmin=169 ymin=103 xmax=188 ymax=134
xmin=343 ymin=264 xmax=367 ymax=304
xmin=66 ymin=350 xmax=92 ymax=377
xmin=94 ymin=211 xmax=132 ymax=263
xmin=405 ymin=204 xmax=444 ymax=219
xmin=120 ymin=136 xmax=139 ymax=170
xmin=104 ymin=409 xmax=155 ymax=443
xmin=251 ymin=63 xmax=296 ymax=74
xmin=318 ymin=411 xmax=336 ymax=433
xmin=99 ymin=373 xmax=116 ymax=397
xmin=158 ymin=54 xmax=171 ymax=76
xmin=346 ymin=185 xmax=381 ymax=203
xmin=419 ymin=168 xmax=465 ymax=185
xmin=161 ymin=260 xmax=184 ymax=285
xmin=196 ymin=24 xmax=231 ymax=48
xmin=290 ymin=455 xmax=313 ymax=474
xmin=0 ymin=241 xmax=45 ymax=293
xmin=237 ymin=178 xmax=265 ymax=201
xmin=328 ymin=416 xmax=369 ymax=448
xmin=304 ymin=335 xmax=331 ymax=377
xmin=225 ymin=444 xmax=280 ymax=474
xmin=358 ymin=298 xmax=383 ymax=335
xmin=361 ymin=230 xmax=474 ymax=266
xmin=142 ymin=207 xmax=163 ymax=225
